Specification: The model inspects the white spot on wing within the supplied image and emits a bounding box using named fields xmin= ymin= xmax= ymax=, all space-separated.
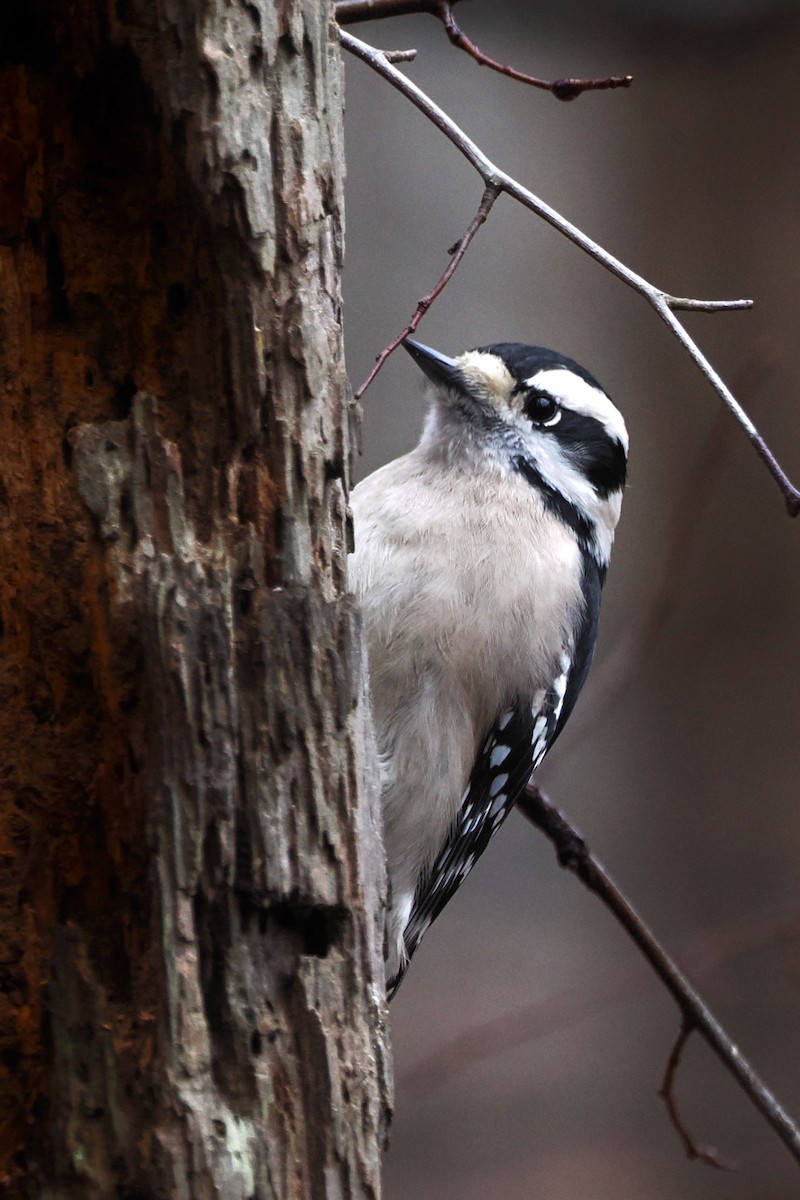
xmin=490 ymin=793 xmax=507 ymax=816
xmin=489 ymin=773 xmax=509 ymax=797
xmin=490 ymin=744 xmax=511 ymax=767
xmin=550 ymin=654 xmax=572 ymax=724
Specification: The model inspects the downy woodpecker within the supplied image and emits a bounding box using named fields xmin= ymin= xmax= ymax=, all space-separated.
xmin=349 ymin=339 xmax=628 ymax=997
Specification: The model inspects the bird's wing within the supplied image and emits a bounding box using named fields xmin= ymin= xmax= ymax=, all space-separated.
xmin=387 ymin=662 xmax=571 ymax=999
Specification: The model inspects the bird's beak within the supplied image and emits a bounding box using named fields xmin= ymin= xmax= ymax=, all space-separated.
xmin=403 ymin=339 xmax=462 ymax=389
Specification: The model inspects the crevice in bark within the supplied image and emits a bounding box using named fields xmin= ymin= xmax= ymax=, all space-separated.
xmin=44 ymin=231 xmax=70 ymax=323
xmin=268 ymin=900 xmax=351 ymax=959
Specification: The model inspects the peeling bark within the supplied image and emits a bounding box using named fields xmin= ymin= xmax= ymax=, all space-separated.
xmin=0 ymin=2 xmax=389 ymax=1196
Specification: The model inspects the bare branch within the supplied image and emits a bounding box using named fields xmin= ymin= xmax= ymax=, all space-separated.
xmin=335 ymin=0 xmax=633 ymax=100
xmin=516 ymin=786 xmax=800 ymax=1167
xmin=354 ymin=183 xmax=500 ymax=399
xmin=660 ymin=1022 xmax=738 ymax=1170
xmin=665 ymin=296 xmax=753 ymax=312
xmin=436 ymin=2 xmax=631 ymax=101
xmin=339 ymin=30 xmax=800 ymax=516
xmin=382 ymin=47 xmax=417 ymax=63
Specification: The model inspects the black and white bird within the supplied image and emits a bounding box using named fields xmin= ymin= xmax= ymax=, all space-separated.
xmin=349 ymin=339 xmax=628 ymax=998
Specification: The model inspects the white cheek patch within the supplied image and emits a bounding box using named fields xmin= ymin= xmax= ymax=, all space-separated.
xmin=524 ymin=368 xmax=628 ymax=452
xmin=521 ymin=430 xmax=619 ymax=563
xmin=527 ymin=435 xmax=598 ymax=514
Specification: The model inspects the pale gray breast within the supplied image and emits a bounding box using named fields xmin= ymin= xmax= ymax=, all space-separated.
xmin=351 ymin=457 xmax=585 ymax=737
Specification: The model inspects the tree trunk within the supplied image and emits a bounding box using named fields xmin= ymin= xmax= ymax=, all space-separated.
xmin=0 ymin=2 xmax=390 ymax=1196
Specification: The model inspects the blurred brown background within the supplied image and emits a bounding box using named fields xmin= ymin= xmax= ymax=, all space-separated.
xmin=342 ymin=2 xmax=800 ymax=1196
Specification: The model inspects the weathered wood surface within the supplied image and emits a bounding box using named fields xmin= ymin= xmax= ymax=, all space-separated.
xmin=0 ymin=2 xmax=389 ymax=1195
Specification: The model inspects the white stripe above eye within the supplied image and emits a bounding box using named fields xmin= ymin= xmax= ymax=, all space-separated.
xmin=524 ymin=368 xmax=628 ymax=452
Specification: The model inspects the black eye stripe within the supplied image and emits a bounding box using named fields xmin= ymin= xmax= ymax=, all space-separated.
xmin=542 ymin=409 xmax=628 ymax=495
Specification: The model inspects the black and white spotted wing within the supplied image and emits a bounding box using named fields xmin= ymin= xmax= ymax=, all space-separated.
xmin=386 ymin=657 xmax=575 ymax=999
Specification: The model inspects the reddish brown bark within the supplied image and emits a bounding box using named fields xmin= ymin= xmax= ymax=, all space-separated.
xmin=0 ymin=2 xmax=389 ymax=1195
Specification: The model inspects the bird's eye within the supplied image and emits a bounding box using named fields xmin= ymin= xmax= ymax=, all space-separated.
xmin=524 ymin=391 xmax=560 ymax=426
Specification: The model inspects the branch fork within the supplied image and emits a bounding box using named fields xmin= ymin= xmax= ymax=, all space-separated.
xmin=518 ymin=786 xmax=800 ymax=1168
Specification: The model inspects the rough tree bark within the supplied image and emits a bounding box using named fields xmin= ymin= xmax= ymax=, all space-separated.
xmin=0 ymin=2 xmax=390 ymax=1196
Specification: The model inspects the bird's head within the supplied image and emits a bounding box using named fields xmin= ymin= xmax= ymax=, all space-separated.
xmin=404 ymin=338 xmax=628 ymax=565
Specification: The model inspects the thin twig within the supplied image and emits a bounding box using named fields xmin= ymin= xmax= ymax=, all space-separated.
xmin=660 ymin=1021 xmax=737 ymax=1170
xmin=516 ymin=785 xmax=800 ymax=1167
xmin=436 ymin=1 xmax=632 ymax=100
xmin=354 ymin=183 xmax=500 ymax=399
xmin=339 ymin=30 xmax=800 ymax=516
xmin=382 ymin=47 xmax=417 ymax=62
xmin=335 ymin=0 xmax=633 ymax=100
